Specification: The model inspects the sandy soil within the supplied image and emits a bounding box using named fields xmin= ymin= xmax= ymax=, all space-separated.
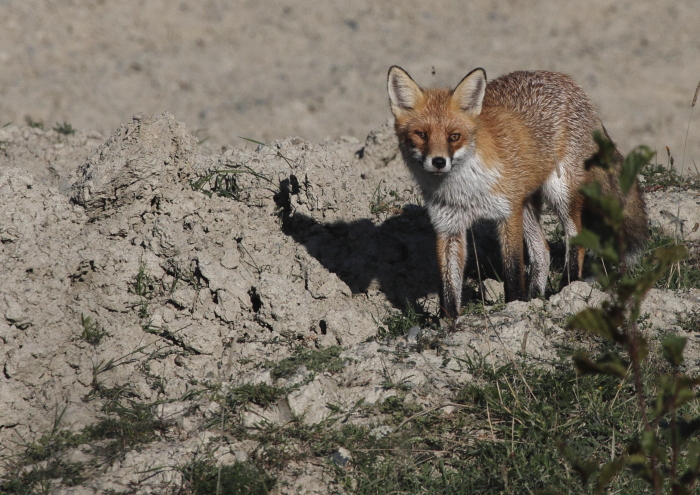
xmin=1 ymin=2 xmax=700 ymax=492
xmin=1 ymin=0 xmax=698 ymax=168
xmin=1 ymin=112 xmax=698 ymax=492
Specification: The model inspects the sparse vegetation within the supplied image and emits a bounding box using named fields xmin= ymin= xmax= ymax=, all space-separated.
xmin=130 ymin=258 xmax=156 ymax=320
xmin=267 ymin=345 xmax=347 ymax=380
xmin=85 ymin=397 xmax=174 ymax=464
xmin=642 ymin=231 xmax=700 ymax=290
xmin=370 ymin=179 xmax=406 ymax=217
xmin=188 ymin=351 xmax=684 ymax=494
xmin=190 ymin=166 xmax=274 ymax=201
xmin=561 ymin=132 xmax=700 ymax=494
xmin=676 ymin=311 xmax=700 ymax=333
xmin=641 ymin=148 xmax=700 ymax=193
xmin=227 ymin=383 xmax=289 ymax=410
xmin=79 ymin=312 xmax=108 ymax=346
xmin=376 ymin=302 xmax=436 ymax=339
xmin=0 ymin=382 xmax=189 ymax=494
xmin=24 ymin=116 xmax=44 ymax=129
xmin=180 ymin=458 xmax=276 ymax=495
xmin=53 ymin=122 xmax=76 ymax=135
xmin=190 ymin=142 xmax=278 ymax=203
xmin=4 ymin=97 xmax=700 ymax=495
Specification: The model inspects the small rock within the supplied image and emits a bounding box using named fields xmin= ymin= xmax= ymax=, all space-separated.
xmin=481 ymin=278 xmax=504 ymax=304
xmin=329 ymin=447 xmax=352 ymax=468
xmin=406 ymin=325 xmax=421 ymax=341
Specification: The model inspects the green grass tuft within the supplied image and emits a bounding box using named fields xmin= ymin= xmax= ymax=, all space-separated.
xmin=227 ymin=383 xmax=289 ymax=409
xmin=181 ymin=459 xmax=276 ymax=495
xmin=79 ymin=313 xmax=108 ymax=346
xmin=53 ymin=122 xmax=76 ymax=135
xmin=267 ymin=345 xmax=347 ymax=381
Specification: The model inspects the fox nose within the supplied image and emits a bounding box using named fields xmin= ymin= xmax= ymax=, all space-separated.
xmin=432 ymin=157 xmax=447 ymax=169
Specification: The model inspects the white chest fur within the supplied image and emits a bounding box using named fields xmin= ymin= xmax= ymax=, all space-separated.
xmin=411 ymin=148 xmax=511 ymax=235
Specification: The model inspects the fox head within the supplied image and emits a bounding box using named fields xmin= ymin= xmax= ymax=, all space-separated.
xmin=387 ymin=66 xmax=486 ymax=174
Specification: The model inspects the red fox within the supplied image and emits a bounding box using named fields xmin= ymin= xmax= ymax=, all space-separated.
xmin=387 ymin=66 xmax=647 ymax=318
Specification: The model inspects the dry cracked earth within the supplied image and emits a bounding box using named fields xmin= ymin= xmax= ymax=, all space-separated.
xmin=0 ymin=112 xmax=699 ymax=493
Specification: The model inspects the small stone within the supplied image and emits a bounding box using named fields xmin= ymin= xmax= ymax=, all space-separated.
xmin=481 ymin=279 xmax=504 ymax=304
xmin=406 ymin=325 xmax=421 ymax=341
xmin=329 ymin=447 xmax=352 ymax=468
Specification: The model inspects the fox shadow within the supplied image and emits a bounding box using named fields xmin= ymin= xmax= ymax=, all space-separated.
xmin=279 ymin=198 xmax=507 ymax=312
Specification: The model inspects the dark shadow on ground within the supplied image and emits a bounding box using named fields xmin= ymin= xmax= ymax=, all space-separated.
xmin=275 ymin=174 xmax=573 ymax=311
xmin=280 ymin=204 xmax=506 ymax=311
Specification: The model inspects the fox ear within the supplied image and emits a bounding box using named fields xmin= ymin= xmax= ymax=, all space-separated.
xmin=452 ymin=68 xmax=486 ymax=115
xmin=387 ymin=66 xmax=423 ymax=116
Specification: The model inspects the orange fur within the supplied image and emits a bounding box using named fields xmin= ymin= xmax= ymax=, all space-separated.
xmin=388 ymin=66 xmax=648 ymax=317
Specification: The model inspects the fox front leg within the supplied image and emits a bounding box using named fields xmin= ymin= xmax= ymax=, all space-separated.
xmin=436 ymin=231 xmax=467 ymax=318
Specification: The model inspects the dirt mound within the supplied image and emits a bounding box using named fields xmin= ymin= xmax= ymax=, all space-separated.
xmin=1 ymin=114 xmax=699 ymax=493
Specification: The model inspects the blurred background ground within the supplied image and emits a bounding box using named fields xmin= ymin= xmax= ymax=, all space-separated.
xmin=0 ymin=0 xmax=698 ymax=168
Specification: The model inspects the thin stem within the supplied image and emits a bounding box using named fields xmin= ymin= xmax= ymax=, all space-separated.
xmin=629 ymin=320 xmax=660 ymax=495
xmin=670 ymin=368 xmax=680 ymax=493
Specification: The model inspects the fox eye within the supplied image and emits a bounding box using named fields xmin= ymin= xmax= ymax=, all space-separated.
xmin=415 ymin=131 xmax=427 ymax=139
xmin=449 ymin=133 xmax=461 ymax=142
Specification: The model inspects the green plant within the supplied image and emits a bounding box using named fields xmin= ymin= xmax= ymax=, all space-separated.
xmin=25 ymin=116 xmax=44 ymax=129
xmin=53 ymin=122 xmax=75 ymax=135
xmin=640 ymin=232 xmax=700 ymax=290
xmin=190 ymin=166 xmax=274 ymax=200
xmin=227 ymin=383 xmax=288 ymax=410
xmin=267 ymin=345 xmax=346 ymax=381
xmin=190 ymin=138 xmax=275 ymax=202
xmin=79 ymin=313 xmax=108 ymax=346
xmin=0 ymin=407 xmax=85 ymax=493
xmin=376 ymin=303 xmax=434 ymax=339
xmin=676 ymin=311 xmax=700 ymax=333
xmin=369 ymin=179 xmax=404 ymax=217
xmin=239 ymin=136 xmax=297 ymax=169
xmin=130 ymin=259 xmax=155 ymax=319
xmin=180 ymin=459 xmax=276 ymax=495
xmin=557 ymin=132 xmax=698 ymax=494
xmin=85 ymin=398 xmax=173 ymax=464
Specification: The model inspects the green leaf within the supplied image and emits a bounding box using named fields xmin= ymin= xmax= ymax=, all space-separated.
xmin=573 ymin=351 xmax=628 ymax=378
xmin=654 ymin=244 xmax=688 ymax=265
xmin=567 ymin=307 xmax=625 ymax=342
xmin=627 ymin=438 xmax=660 ymax=485
xmin=655 ymin=373 xmax=674 ymax=418
xmin=641 ymin=430 xmax=666 ymax=462
xmin=627 ymin=453 xmax=646 ymax=466
xmin=680 ymin=443 xmax=700 ymax=484
xmin=662 ymin=335 xmax=687 ymax=367
xmin=560 ymin=445 xmax=597 ymax=486
xmin=675 ymin=385 xmax=697 ymax=411
xmin=637 ymin=335 xmax=649 ymax=363
xmin=676 ymin=418 xmax=700 ymax=444
xmin=571 ymin=229 xmax=601 ymax=251
xmin=585 ymin=130 xmax=619 ymax=172
xmin=598 ymin=243 xmax=621 ymax=264
xmin=624 ymin=245 xmax=688 ymax=315
xmin=620 ymin=145 xmax=654 ymax=194
xmin=594 ymin=458 xmax=626 ymax=495
xmin=640 ymin=430 xmax=657 ymax=454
